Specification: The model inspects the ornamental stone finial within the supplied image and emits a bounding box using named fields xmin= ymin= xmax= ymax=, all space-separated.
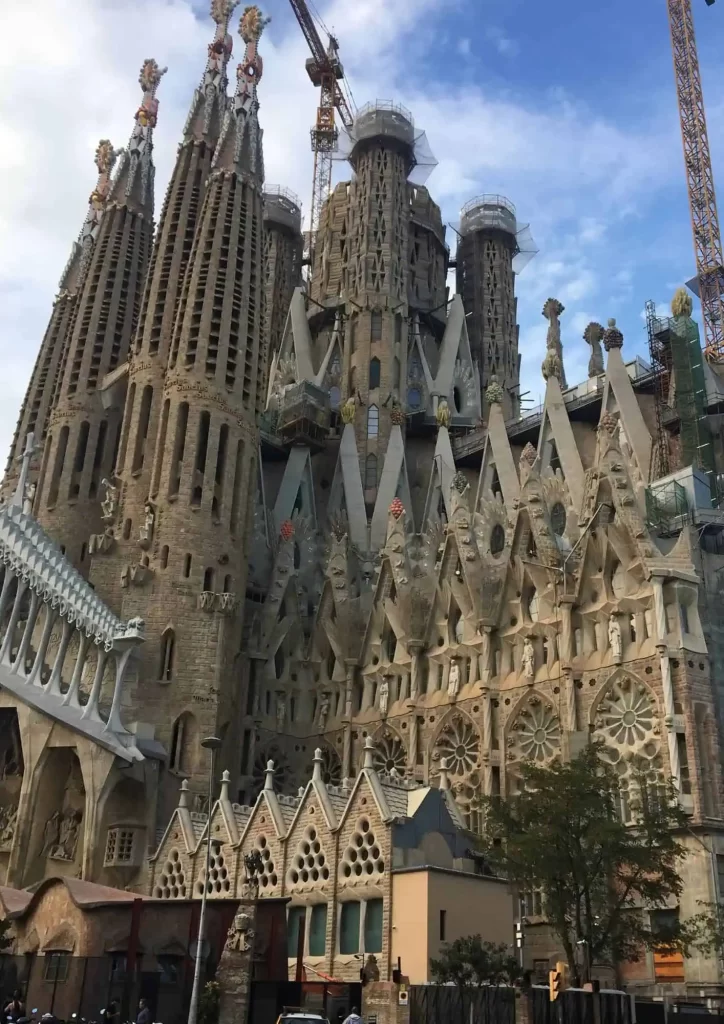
xmin=240 ymin=4 xmax=271 ymax=44
xmin=264 ymin=758 xmax=275 ymax=791
xmin=542 ymin=297 xmax=566 ymax=387
xmin=603 ymin=317 xmax=624 ymax=351
xmin=583 ymin=322 xmax=605 ymax=376
xmin=598 ymin=410 xmax=618 ymax=436
xmin=671 ymin=287 xmax=693 ymax=319
xmin=341 ymin=395 xmax=356 ymax=424
xmin=485 ymin=375 xmax=504 ymax=405
xmin=436 ymin=399 xmax=451 ymax=428
xmin=520 ymin=442 xmax=537 ymax=466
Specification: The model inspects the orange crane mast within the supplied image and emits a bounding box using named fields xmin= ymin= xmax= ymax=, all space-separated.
xmin=667 ymin=0 xmax=724 ymax=362
xmin=288 ymin=0 xmax=354 ymax=266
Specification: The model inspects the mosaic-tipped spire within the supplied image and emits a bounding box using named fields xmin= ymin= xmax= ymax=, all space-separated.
xmin=112 ymin=58 xmax=167 ymax=212
xmin=75 ymin=140 xmax=121 ymax=280
xmin=213 ymin=5 xmax=270 ymax=176
xmin=184 ymin=0 xmax=240 ymax=141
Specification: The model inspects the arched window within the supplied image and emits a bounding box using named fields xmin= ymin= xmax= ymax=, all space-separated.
xmin=365 ymin=454 xmax=378 ymax=490
xmin=371 ymin=311 xmax=382 ymax=341
xmin=369 ymin=358 xmax=381 ymax=390
xmin=160 ymin=629 xmax=175 ymax=682
xmin=223 ymin=574 xmax=232 ymax=592
xmin=367 ymin=405 xmax=379 ymax=439
xmin=170 ymin=712 xmax=197 ymax=773
xmin=160 ymin=546 xmax=169 ymax=569
xmin=203 ymin=567 xmax=214 ymax=591
xmin=183 ymin=554 xmax=192 ymax=579
xmin=122 ymin=518 xmax=132 ymax=540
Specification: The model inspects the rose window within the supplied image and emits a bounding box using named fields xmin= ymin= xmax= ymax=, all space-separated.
xmin=509 ymin=698 xmax=560 ymax=763
xmin=595 ymin=678 xmax=657 ymax=752
xmin=433 ymin=715 xmax=480 ymax=776
xmin=252 ymin=745 xmax=291 ymax=796
xmin=373 ymin=732 xmax=407 ymax=776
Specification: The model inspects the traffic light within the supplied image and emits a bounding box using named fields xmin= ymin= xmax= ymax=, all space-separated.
xmin=548 ymin=961 xmax=569 ymax=1002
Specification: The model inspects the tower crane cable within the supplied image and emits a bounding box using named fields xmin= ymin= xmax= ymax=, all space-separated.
xmin=667 ymin=0 xmax=724 ymax=363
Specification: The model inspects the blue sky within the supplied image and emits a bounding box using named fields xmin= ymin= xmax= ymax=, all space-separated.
xmin=0 ymin=0 xmax=722 ymax=456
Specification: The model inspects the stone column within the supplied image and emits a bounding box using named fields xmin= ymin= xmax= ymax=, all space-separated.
xmin=479 ymin=627 xmax=492 ymax=683
xmin=565 ymin=669 xmax=577 ymax=732
xmin=481 ymin=688 xmax=493 ymax=794
xmin=652 ymin=576 xmax=681 ymax=789
xmin=409 ymin=714 xmax=419 ymax=775
xmin=559 ymin=598 xmax=574 ymax=666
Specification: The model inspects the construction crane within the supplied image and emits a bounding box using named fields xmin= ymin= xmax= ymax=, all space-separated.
xmin=288 ymin=0 xmax=355 ymax=267
xmin=667 ymin=0 xmax=724 ymax=362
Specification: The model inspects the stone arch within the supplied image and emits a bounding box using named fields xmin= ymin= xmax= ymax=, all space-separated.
xmin=503 ymin=688 xmax=561 ymax=764
xmin=588 ymin=666 xmax=663 ymax=726
xmin=371 ymin=726 xmax=407 ymax=777
xmin=24 ymin=747 xmax=85 ymax=887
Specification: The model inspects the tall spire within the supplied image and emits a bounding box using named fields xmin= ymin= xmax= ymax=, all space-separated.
xmin=111 ymin=58 xmax=167 ymax=213
xmin=36 ymin=61 xmax=162 ymax=570
xmin=183 ymin=0 xmax=240 ymax=140
xmin=0 ymin=142 xmax=119 ymax=501
xmin=213 ymin=5 xmax=270 ymax=176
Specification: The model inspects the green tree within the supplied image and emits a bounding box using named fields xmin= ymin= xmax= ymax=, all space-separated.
xmin=430 ymin=935 xmax=521 ymax=988
xmin=198 ymin=980 xmax=220 ymax=1024
xmin=479 ymin=743 xmax=693 ymax=982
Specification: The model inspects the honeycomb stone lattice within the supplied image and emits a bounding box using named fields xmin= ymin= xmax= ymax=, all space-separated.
xmin=287 ymin=825 xmax=331 ymax=889
xmin=155 ymin=849 xmax=186 ymax=899
xmin=196 ymin=841 xmax=231 ymax=896
xmin=340 ymin=817 xmax=384 ymax=883
xmin=254 ymin=834 xmax=278 ymax=889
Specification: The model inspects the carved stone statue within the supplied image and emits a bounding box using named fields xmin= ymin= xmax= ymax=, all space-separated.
xmin=139 ymin=502 xmax=155 ymax=549
xmin=436 ymin=400 xmax=451 ymax=428
xmin=522 ymin=637 xmax=535 ymax=680
xmin=542 ymin=298 xmax=567 ymax=388
xmin=276 ymin=692 xmax=286 ymax=731
xmin=318 ymin=693 xmax=330 ymax=731
xmin=101 ymin=478 xmax=119 ymax=522
xmin=608 ymin=614 xmax=623 ymax=662
xmin=341 ymin=394 xmax=356 ymax=425
xmin=22 ymin=481 xmax=36 ymax=516
xmin=43 ymin=811 xmax=61 ymax=855
xmin=671 ymin=286 xmax=693 ymax=320
xmin=362 ymin=954 xmax=380 ymax=983
xmin=583 ymin=322 xmax=605 ymax=377
xmin=47 ymin=809 xmax=82 ymax=861
xmin=447 ymin=660 xmax=461 ymax=699
xmin=379 ymin=677 xmax=390 ymax=717
xmin=0 ymin=805 xmax=17 ymax=848
xmin=225 ymin=910 xmax=254 ymax=953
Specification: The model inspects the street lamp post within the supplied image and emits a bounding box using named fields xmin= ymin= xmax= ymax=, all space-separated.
xmin=187 ymin=736 xmax=222 ymax=1024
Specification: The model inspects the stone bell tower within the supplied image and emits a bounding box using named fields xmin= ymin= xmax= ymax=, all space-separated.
xmin=96 ymin=6 xmax=271 ymax=816
xmin=35 ymin=60 xmax=165 ymax=571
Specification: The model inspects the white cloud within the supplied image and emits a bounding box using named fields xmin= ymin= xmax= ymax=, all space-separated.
xmin=485 ymin=26 xmax=519 ymax=57
xmin=457 ymin=38 xmax=471 ymax=57
xmin=0 ymin=0 xmax=719 ymax=465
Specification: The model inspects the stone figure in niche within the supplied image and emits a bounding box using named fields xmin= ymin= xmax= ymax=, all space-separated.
xmin=1 ymin=739 xmax=21 ymax=780
xmin=101 ymin=478 xmax=119 ymax=522
xmin=379 ymin=677 xmax=390 ymax=717
xmin=276 ymin=692 xmax=286 ymax=731
xmin=0 ymin=805 xmax=17 ymax=848
xmin=608 ymin=614 xmax=623 ymax=662
xmin=43 ymin=811 xmax=61 ymax=855
xmin=225 ymin=910 xmax=254 ymax=953
xmin=139 ymin=502 xmax=155 ymax=549
xmin=318 ymin=693 xmax=330 ymax=731
xmin=241 ymin=849 xmax=263 ymax=897
xmin=522 ymin=637 xmax=535 ymax=680
xmin=23 ymin=481 xmax=36 ymax=516
xmin=447 ymin=659 xmax=461 ymax=699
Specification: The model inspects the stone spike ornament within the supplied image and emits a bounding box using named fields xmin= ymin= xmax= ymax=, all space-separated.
xmin=671 ymin=286 xmax=693 ymax=320
xmin=199 ymin=0 xmax=239 ymax=133
xmin=77 ymin=140 xmax=121 ymax=275
xmin=542 ymin=297 xmax=566 ymax=387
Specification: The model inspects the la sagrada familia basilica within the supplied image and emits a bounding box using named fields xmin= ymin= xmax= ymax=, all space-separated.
xmin=1 ymin=0 xmax=724 ymax=984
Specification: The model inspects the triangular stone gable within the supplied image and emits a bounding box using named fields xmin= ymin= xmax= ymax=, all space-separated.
xmin=601 ymin=344 xmax=652 ymax=482
xmin=536 ymin=375 xmax=585 ymax=512
xmin=282 ymin=779 xmax=338 ymax=898
xmin=327 ymin=424 xmax=367 ymax=551
xmin=370 ymin=425 xmax=413 ymax=549
xmin=423 ymin=426 xmax=456 ymax=525
xmin=433 ymin=296 xmax=480 ymax=422
xmin=273 ymin=446 xmax=317 ymax=533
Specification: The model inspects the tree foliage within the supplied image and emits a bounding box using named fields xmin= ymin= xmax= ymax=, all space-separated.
xmin=430 ymin=935 xmax=521 ymax=988
xmin=198 ymin=980 xmax=220 ymax=1024
xmin=479 ymin=743 xmax=692 ymax=981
